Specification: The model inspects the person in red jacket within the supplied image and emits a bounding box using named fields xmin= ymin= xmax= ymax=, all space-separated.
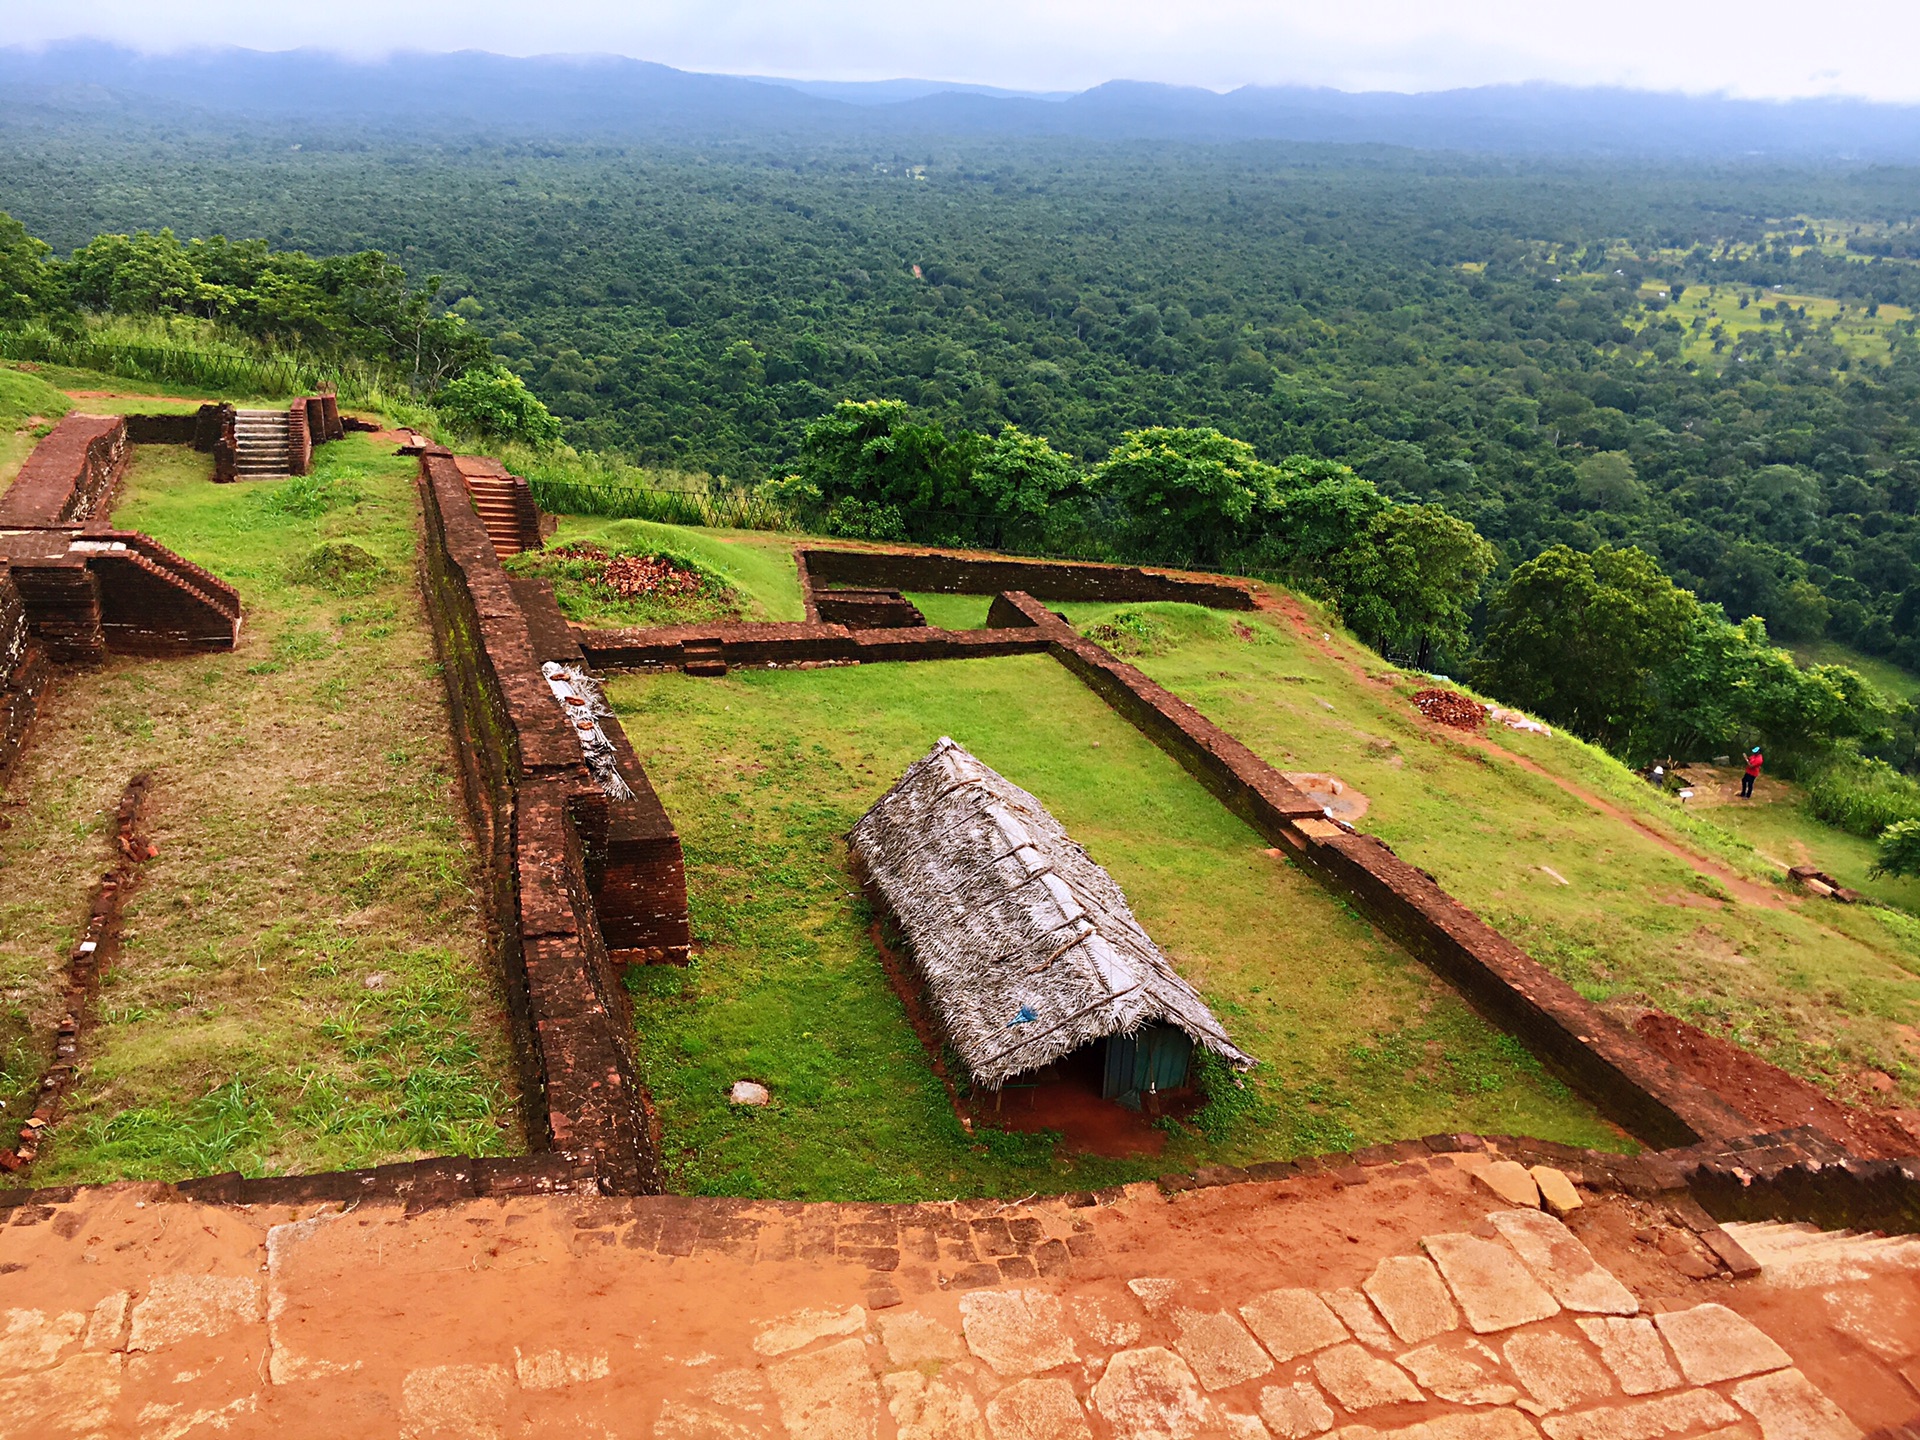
xmin=1741 ymin=747 xmax=1763 ymax=798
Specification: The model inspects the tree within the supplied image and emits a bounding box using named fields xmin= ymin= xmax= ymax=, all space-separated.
xmin=0 ymin=211 xmax=63 ymax=326
xmin=1571 ymin=451 xmax=1645 ymax=510
xmin=434 ymin=366 xmax=563 ymax=447
xmin=1641 ymin=610 xmax=1887 ymax=763
xmin=795 ymin=400 xmax=981 ymax=539
xmin=1474 ymin=545 xmax=1699 ymax=750
xmin=1094 ymin=427 xmax=1280 ymax=567
xmin=1328 ymin=503 xmax=1495 ymax=669
xmin=1263 ymin=458 xmax=1388 ymax=585
xmin=1872 ymin=818 xmax=1920 ymax=878
xmin=971 ymin=425 xmax=1083 ymax=525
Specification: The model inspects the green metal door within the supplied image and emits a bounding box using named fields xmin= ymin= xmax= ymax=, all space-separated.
xmin=1101 ymin=1025 xmax=1195 ymax=1108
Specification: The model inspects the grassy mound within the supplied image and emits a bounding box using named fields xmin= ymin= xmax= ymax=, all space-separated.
xmin=289 ymin=541 xmax=388 ymax=596
xmin=505 ymin=541 xmax=739 ymax=626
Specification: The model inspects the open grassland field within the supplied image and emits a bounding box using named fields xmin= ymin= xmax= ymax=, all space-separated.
xmin=0 ymin=437 xmax=523 ymax=1183
xmin=1630 ymin=284 xmax=1911 ymax=366
xmin=541 ymin=515 xmax=807 ymax=624
xmin=1690 ymin=774 xmax=1920 ymax=913
xmin=1 ymin=359 xmax=295 ymax=414
xmin=1057 ymin=600 xmax=1920 ymax=1105
xmin=609 ymin=655 xmax=1624 ymax=1203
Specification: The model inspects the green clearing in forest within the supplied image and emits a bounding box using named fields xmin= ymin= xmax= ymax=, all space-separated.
xmin=0 ymin=437 xmax=522 ymax=1183
xmin=1052 ymin=601 xmax=1920 ymax=1102
xmin=608 ymin=655 xmax=1626 ymax=1203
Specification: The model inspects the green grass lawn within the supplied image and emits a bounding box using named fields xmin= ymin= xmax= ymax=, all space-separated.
xmin=0 ymin=437 xmax=523 ymax=1183
xmin=608 ymin=655 xmax=1625 ymax=1202
xmin=902 ymin=591 xmax=999 ymax=629
xmin=1054 ymin=601 xmax=1920 ymax=1103
xmin=1693 ymin=778 xmax=1920 ymax=912
xmin=544 ymin=515 xmax=805 ymax=623
xmin=0 ymin=366 xmax=73 ymax=489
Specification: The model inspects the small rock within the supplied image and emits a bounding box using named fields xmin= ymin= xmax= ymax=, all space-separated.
xmin=1472 ymin=1159 xmax=1542 ymax=1208
xmin=1530 ymin=1166 xmax=1583 ymax=1217
xmin=729 ymin=1080 xmax=771 ymax=1106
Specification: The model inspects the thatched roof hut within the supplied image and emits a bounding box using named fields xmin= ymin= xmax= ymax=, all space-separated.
xmin=850 ymin=737 xmax=1251 ymax=1096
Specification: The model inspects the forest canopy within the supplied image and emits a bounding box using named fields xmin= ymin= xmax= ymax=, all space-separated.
xmin=2 ymin=131 xmax=1917 ymax=788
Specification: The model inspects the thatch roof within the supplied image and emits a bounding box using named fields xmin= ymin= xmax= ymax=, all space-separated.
xmin=850 ymin=737 xmax=1252 ymax=1090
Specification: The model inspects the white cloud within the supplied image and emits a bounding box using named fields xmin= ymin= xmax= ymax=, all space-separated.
xmin=7 ymin=0 xmax=1917 ymax=101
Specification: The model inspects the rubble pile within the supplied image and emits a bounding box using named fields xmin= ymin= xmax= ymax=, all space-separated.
xmin=1412 ymin=687 xmax=1486 ymax=731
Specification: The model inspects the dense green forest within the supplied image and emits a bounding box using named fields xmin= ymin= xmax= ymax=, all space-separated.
xmin=4 ymin=124 xmax=1920 ymax=827
xmin=3 ymin=131 xmax=1916 ymax=673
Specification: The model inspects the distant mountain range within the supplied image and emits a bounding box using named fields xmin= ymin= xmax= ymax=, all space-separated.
xmin=6 ymin=41 xmax=1920 ymax=159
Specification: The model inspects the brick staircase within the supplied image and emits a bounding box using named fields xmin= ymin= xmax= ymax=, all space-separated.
xmin=232 ymin=409 xmax=292 ymax=479
xmin=454 ymin=460 xmax=543 ymax=559
xmin=681 ymin=639 xmax=727 ymax=676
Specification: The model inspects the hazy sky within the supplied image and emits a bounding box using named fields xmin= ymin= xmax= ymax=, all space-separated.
xmin=9 ymin=0 xmax=1917 ymax=102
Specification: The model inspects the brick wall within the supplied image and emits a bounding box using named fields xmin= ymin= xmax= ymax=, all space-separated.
xmin=987 ymin=590 xmax=1757 ymax=1151
xmin=0 ymin=566 xmax=47 ymax=783
xmin=576 ymin=620 xmax=1053 ymax=671
xmin=801 ymin=546 xmax=1259 ymax=610
xmin=123 ymin=413 xmax=199 ymax=445
xmin=0 ymin=414 xmax=129 ymax=526
xmin=287 ymin=401 xmax=312 ymax=477
xmin=416 ymin=446 xmax=684 ymax=1192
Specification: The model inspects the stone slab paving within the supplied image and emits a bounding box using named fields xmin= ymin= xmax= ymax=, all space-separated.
xmin=0 ymin=1157 xmax=1910 ymax=1438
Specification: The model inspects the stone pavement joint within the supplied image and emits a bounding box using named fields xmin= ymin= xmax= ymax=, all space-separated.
xmin=1171 ymin=1307 xmax=1274 ymax=1390
xmin=1540 ymin=1388 xmax=1744 ymax=1440
xmin=1241 ymin=1288 xmax=1352 ymax=1363
xmin=1262 ymin=1380 xmax=1339 ymax=1438
xmin=1575 ymin=1317 xmax=1682 ymax=1397
xmin=1729 ymin=1369 xmax=1863 ymax=1440
xmin=1503 ymin=1331 xmax=1614 ymax=1413
xmin=1314 ymin=1342 xmax=1426 ymax=1410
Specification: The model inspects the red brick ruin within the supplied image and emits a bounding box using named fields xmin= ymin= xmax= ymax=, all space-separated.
xmin=0 ymin=419 xmax=1913 ymax=1245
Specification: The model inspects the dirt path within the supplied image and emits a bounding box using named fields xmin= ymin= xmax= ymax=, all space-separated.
xmin=0 ymin=1156 xmax=1910 ymax=1436
xmin=1251 ymin=590 xmax=1792 ymax=912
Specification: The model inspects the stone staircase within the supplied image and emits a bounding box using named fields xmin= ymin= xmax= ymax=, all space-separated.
xmin=464 ymin=473 xmax=535 ymax=557
xmin=1722 ymin=1219 xmax=1920 ymax=1285
xmin=232 ymin=408 xmax=292 ymax=479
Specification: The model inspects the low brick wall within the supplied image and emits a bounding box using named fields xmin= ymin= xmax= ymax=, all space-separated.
xmin=1675 ymin=1124 xmax=1920 ymax=1234
xmin=0 ymin=530 xmax=240 ymax=662
xmin=577 ymin=620 xmax=1053 ymax=670
xmin=417 ymin=447 xmax=689 ymax=1192
xmin=0 ymin=414 xmax=129 ymax=525
xmin=801 ymin=547 xmax=1259 ymax=610
xmin=123 ymin=412 xmax=196 ymax=445
xmin=985 ymin=591 xmax=1756 ymax=1151
xmin=0 ymin=566 xmax=47 ymax=783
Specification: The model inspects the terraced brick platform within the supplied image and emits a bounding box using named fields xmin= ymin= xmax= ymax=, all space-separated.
xmin=0 ymin=1149 xmax=1911 ymax=1437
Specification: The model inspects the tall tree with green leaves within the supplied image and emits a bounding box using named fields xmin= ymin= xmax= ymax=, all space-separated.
xmin=1094 ymin=427 xmax=1280 ymax=566
xmin=1475 ymin=545 xmax=1699 ymax=750
xmin=0 ymin=212 xmax=63 ymax=326
xmin=1327 ymin=503 xmax=1495 ymax=669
